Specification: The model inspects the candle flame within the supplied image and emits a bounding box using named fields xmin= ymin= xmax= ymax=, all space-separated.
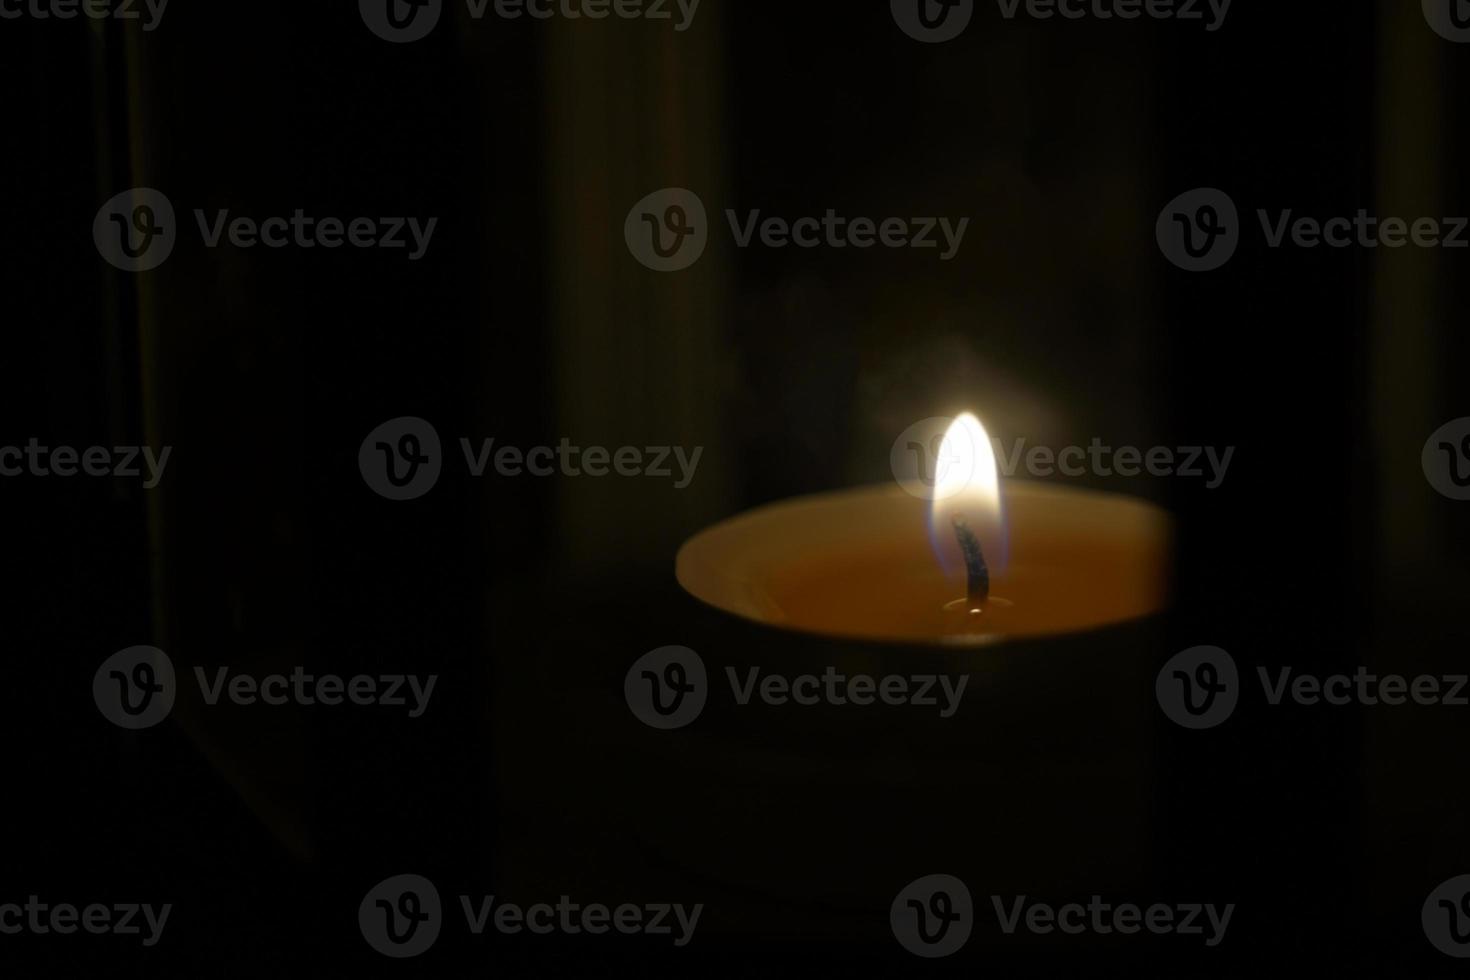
xmin=928 ymin=413 xmax=1007 ymax=582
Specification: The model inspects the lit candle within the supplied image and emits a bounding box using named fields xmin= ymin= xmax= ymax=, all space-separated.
xmin=677 ymin=413 xmax=1172 ymax=644
xmin=651 ymin=414 xmax=1173 ymax=920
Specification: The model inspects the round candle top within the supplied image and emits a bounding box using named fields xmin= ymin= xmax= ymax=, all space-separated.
xmin=675 ymin=480 xmax=1172 ymax=645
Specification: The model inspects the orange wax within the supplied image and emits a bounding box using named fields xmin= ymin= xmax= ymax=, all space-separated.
xmin=676 ymin=481 xmax=1172 ymax=644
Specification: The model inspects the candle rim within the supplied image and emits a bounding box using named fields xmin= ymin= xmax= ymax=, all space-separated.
xmin=675 ymin=480 xmax=1173 ymax=647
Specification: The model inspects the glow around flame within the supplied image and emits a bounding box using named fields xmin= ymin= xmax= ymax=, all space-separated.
xmin=928 ymin=413 xmax=1007 ymax=581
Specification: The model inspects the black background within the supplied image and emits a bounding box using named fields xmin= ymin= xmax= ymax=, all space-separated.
xmin=3 ymin=1 xmax=1469 ymax=975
